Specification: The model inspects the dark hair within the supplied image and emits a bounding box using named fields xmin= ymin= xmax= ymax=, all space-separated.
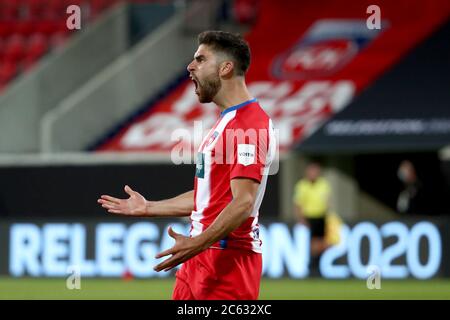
xmin=307 ymin=160 xmax=323 ymax=168
xmin=198 ymin=30 xmax=251 ymax=76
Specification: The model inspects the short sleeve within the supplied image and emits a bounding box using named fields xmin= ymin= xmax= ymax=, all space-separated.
xmin=229 ymin=126 xmax=268 ymax=184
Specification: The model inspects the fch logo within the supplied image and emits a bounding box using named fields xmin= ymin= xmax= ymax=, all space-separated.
xmin=271 ymin=19 xmax=387 ymax=80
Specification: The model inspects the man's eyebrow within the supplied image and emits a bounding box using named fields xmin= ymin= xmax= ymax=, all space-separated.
xmin=194 ymin=54 xmax=206 ymax=61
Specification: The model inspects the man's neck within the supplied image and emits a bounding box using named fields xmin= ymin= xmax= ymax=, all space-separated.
xmin=213 ymin=78 xmax=253 ymax=113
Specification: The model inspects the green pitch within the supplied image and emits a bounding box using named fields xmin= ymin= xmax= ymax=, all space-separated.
xmin=0 ymin=277 xmax=449 ymax=299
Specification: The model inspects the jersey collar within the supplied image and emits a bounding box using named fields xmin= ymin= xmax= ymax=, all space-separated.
xmin=220 ymin=98 xmax=257 ymax=117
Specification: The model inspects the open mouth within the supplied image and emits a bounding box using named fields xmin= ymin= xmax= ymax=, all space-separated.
xmin=191 ymin=76 xmax=199 ymax=94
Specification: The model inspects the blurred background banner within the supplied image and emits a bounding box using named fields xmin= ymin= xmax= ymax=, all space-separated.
xmin=299 ymin=20 xmax=450 ymax=153
xmin=0 ymin=0 xmax=450 ymax=298
xmin=1 ymin=218 xmax=449 ymax=279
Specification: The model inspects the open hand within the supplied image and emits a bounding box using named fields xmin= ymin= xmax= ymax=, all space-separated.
xmin=154 ymin=227 xmax=204 ymax=272
xmin=98 ymin=185 xmax=147 ymax=216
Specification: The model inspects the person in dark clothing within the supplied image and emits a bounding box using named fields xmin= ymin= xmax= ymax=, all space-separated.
xmin=396 ymin=160 xmax=427 ymax=215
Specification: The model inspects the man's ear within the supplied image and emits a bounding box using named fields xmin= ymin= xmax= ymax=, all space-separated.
xmin=219 ymin=60 xmax=234 ymax=78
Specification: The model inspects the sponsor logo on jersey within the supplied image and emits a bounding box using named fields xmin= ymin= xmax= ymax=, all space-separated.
xmin=195 ymin=152 xmax=205 ymax=178
xmin=237 ymin=144 xmax=256 ymax=166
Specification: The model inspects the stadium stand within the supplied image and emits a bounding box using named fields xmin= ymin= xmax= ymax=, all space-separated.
xmin=0 ymin=0 xmax=162 ymax=91
xmin=0 ymin=0 xmax=182 ymax=153
xmin=1 ymin=0 xmax=80 ymax=90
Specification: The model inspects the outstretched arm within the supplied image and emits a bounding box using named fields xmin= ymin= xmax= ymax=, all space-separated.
xmin=151 ymin=190 xmax=195 ymax=217
xmin=98 ymin=185 xmax=194 ymax=218
xmin=154 ymin=178 xmax=258 ymax=272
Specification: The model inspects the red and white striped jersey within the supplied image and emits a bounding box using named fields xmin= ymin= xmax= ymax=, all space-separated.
xmin=190 ymin=98 xmax=277 ymax=253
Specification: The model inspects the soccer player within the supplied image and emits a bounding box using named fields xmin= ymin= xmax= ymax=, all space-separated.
xmin=98 ymin=31 xmax=277 ymax=300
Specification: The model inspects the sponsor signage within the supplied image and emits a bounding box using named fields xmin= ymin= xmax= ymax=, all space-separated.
xmin=1 ymin=219 xmax=447 ymax=279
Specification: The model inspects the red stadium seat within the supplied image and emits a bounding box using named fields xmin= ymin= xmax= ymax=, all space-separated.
xmin=36 ymin=20 xmax=65 ymax=36
xmin=0 ymin=61 xmax=18 ymax=85
xmin=56 ymin=20 xmax=70 ymax=37
xmin=0 ymin=0 xmax=118 ymax=90
xmin=27 ymin=33 xmax=48 ymax=59
xmin=66 ymin=0 xmax=84 ymax=6
xmin=2 ymin=0 xmax=22 ymax=6
xmin=0 ymin=39 xmax=5 ymax=62
xmin=23 ymin=0 xmax=45 ymax=20
xmin=42 ymin=0 xmax=73 ymax=20
xmin=14 ymin=20 xmax=35 ymax=37
xmin=48 ymin=0 xmax=68 ymax=12
xmin=0 ymin=22 xmax=13 ymax=38
xmin=0 ymin=2 xmax=20 ymax=20
xmin=3 ymin=34 xmax=25 ymax=63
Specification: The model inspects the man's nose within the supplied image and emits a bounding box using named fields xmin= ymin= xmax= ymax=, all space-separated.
xmin=187 ymin=61 xmax=195 ymax=72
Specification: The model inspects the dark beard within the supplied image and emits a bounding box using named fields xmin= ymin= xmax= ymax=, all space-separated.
xmin=198 ymin=73 xmax=221 ymax=103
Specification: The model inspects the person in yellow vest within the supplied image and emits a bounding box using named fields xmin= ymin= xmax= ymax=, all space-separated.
xmin=293 ymin=162 xmax=331 ymax=269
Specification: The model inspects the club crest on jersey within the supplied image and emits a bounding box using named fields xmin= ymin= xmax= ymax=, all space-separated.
xmin=237 ymin=144 xmax=256 ymax=166
xmin=205 ymin=131 xmax=219 ymax=147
